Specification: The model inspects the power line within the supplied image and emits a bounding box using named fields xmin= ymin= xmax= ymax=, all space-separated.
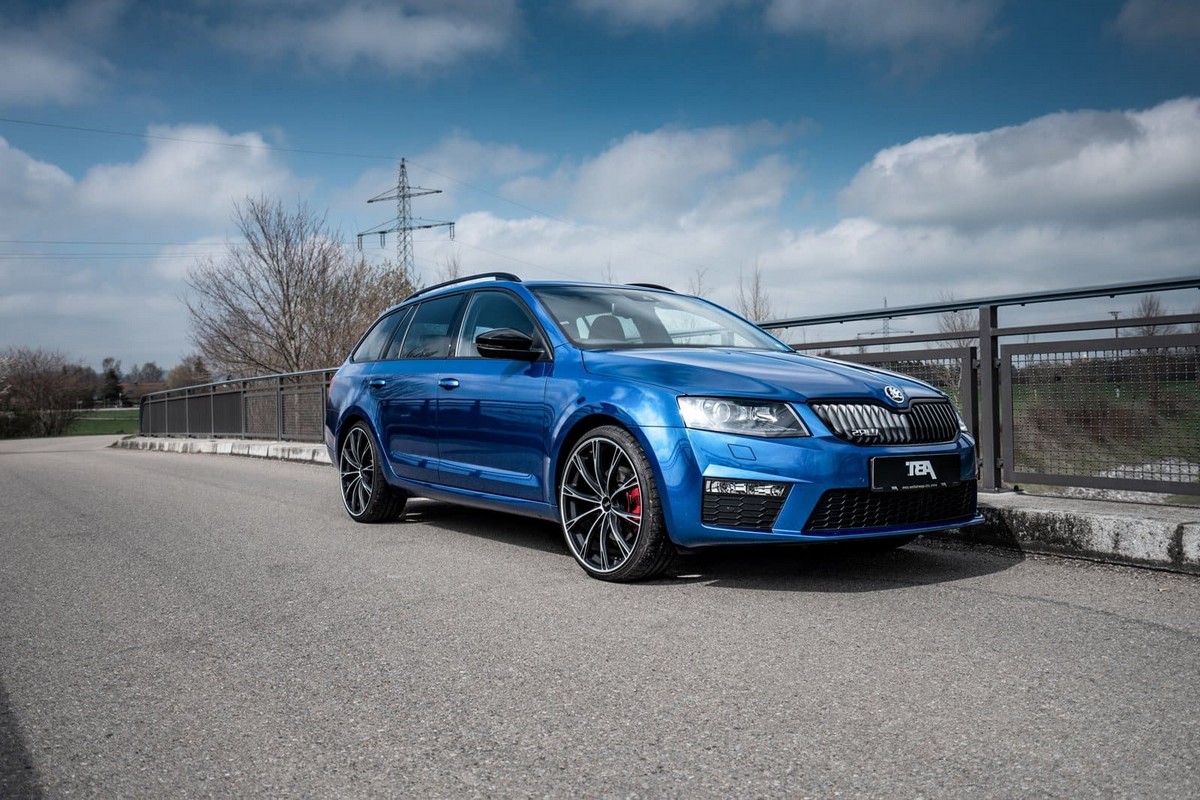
xmin=0 ymin=115 xmax=720 ymax=275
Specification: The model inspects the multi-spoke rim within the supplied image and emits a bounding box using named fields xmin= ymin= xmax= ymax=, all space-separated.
xmin=560 ymin=436 xmax=643 ymax=574
xmin=340 ymin=426 xmax=375 ymax=517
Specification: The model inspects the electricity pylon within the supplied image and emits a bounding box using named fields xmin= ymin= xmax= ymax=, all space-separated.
xmin=357 ymin=158 xmax=455 ymax=278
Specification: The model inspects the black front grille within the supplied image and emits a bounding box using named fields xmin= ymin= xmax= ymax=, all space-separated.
xmin=702 ymin=493 xmax=787 ymax=531
xmin=804 ymin=482 xmax=977 ymax=533
xmin=810 ymin=400 xmax=960 ymax=445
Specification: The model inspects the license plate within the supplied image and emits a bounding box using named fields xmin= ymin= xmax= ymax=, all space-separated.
xmin=870 ymin=454 xmax=961 ymax=492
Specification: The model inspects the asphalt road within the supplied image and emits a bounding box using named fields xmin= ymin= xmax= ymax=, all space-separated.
xmin=2 ymin=436 xmax=1198 ymax=798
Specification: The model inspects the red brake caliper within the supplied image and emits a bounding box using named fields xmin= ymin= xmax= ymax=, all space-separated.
xmin=626 ymin=487 xmax=642 ymax=530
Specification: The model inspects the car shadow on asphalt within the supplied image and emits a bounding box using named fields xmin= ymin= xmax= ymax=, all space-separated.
xmin=400 ymin=499 xmax=1025 ymax=593
xmin=0 ymin=680 xmax=41 ymax=799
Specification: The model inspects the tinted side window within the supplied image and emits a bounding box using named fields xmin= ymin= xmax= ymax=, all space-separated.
xmin=398 ymin=294 xmax=466 ymax=359
xmin=352 ymin=310 xmax=406 ymax=362
xmin=381 ymin=307 xmax=415 ymax=360
xmin=456 ymin=291 xmax=537 ymax=358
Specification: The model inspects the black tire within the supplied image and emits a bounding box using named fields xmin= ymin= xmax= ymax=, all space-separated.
xmin=339 ymin=422 xmax=407 ymax=523
xmin=559 ymin=425 xmax=674 ymax=581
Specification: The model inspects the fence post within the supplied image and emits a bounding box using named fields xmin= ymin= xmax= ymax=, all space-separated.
xmin=977 ymin=305 xmax=1002 ymax=491
xmin=321 ymin=371 xmax=329 ymax=447
xmin=960 ymin=347 xmax=978 ymax=438
xmin=276 ymin=376 xmax=284 ymax=441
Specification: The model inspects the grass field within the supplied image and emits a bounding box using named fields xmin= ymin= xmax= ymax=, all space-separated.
xmin=67 ymin=409 xmax=140 ymax=436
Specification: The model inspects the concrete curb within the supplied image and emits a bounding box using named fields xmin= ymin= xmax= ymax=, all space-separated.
xmin=114 ymin=436 xmax=1199 ymax=575
xmin=113 ymin=435 xmax=331 ymax=465
xmin=960 ymin=492 xmax=1200 ymax=575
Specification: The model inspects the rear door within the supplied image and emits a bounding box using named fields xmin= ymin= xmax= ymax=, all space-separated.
xmin=374 ymin=293 xmax=466 ymax=483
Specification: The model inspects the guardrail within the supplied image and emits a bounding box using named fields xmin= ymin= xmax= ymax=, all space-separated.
xmin=141 ymin=277 xmax=1199 ymax=497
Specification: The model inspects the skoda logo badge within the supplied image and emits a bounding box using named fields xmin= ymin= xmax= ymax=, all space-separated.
xmin=884 ymin=385 xmax=906 ymax=405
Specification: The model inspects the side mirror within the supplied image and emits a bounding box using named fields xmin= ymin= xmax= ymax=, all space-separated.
xmin=475 ymin=328 xmax=543 ymax=361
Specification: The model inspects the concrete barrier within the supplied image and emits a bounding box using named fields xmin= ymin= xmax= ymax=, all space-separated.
xmin=115 ymin=436 xmax=1199 ymax=575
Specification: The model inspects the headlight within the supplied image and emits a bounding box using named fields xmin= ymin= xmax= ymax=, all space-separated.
xmin=677 ymin=397 xmax=810 ymax=438
xmin=953 ymin=406 xmax=969 ymax=433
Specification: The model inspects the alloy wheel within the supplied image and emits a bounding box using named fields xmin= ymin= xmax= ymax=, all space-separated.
xmin=560 ymin=435 xmax=643 ymax=575
xmin=340 ymin=426 xmax=374 ymax=518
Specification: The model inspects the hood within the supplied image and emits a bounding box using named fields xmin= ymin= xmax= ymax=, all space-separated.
xmin=581 ymin=348 xmax=945 ymax=404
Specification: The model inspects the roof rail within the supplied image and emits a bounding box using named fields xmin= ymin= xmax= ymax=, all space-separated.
xmin=626 ymin=282 xmax=675 ymax=292
xmin=404 ymin=272 xmax=523 ymax=301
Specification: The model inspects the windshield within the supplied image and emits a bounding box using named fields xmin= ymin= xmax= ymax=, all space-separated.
xmin=530 ymin=285 xmax=791 ymax=352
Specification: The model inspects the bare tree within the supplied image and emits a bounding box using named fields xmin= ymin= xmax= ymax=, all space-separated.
xmin=0 ymin=347 xmax=91 ymax=437
xmin=1133 ymin=294 xmax=1180 ymax=337
xmin=687 ymin=267 xmax=710 ymax=297
xmin=166 ymin=354 xmax=213 ymax=389
xmin=127 ymin=362 xmax=165 ymax=383
xmin=736 ymin=261 xmax=773 ymax=321
xmin=601 ymin=259 xmax=618 ymax=284
xmin=435 ymin=249 xmax=463 ymax=283
xmin=935 ymin=291 xmax=979 ymax=347
xmin=186 ymin=197 xmax=417 ymax=377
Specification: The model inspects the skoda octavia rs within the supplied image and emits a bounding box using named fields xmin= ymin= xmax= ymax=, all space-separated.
xmin=326 ymin=273 xmax=982 ymax=581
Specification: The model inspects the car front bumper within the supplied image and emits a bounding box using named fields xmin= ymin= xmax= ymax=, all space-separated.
xmin=641 ymin=425 xmax=983 ymax=548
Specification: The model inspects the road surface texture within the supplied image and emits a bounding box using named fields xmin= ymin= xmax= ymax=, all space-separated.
xmin=2 ymin=436 xmax=1198 ymax=798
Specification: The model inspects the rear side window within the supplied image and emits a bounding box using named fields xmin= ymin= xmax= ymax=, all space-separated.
xmin=397 ymin=294 xmax=466 ymax=359
xmin=352 ymin=309 xmax=408 ymax=363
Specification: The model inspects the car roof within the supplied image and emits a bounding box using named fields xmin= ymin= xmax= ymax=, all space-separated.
xmin=377 ymin=273 xmax=677 ymax=318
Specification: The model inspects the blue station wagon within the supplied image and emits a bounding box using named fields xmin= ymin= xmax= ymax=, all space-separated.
xmin=326 ymin=273 xmax=982 ymax=581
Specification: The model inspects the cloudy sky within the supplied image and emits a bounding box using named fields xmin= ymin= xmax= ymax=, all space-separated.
xmin=1 ymin=0 xmax=1198 ymax=368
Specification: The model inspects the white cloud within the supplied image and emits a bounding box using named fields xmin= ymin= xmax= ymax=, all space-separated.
xmin=573 ymin=0 xmax=738 ymax=28
xmin=0 ymin=138 xmax=74 ymax=233
xmin=76 ymin=125 xmax=306 ymax=228
xmin=431 ymin=103 xmax=1197 ymax=322
xmin=764 ymin=0 xmax=999 ymax=48
xmin=418 ymin=132 xmax=546 ymax=179
xmin=840 ymin=97 xmax=1200 ymax=228
xmin=568 ymin=123 xmax=797 ymax=226
xmin=0 ymin=125 xmax=306 ymax=367
xmin=0 ymin=0 xmax=127 ymax=106
xmin=214 ymin=0 xmax=518 ymax=74
xmin=764 ymin=0 xmax=1001 ymax=72
xmin=1114 ymin=0 xmax=1200 ymax=44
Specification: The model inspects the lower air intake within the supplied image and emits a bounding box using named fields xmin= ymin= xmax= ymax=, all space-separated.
xmin=804 ymin=482 xmax=977 ymax=533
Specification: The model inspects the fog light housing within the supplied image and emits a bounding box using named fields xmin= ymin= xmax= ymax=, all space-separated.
xmin=702 ymin=480 xmax=790 ymax=530
xmin=704 ymin=479 xmax=788 ymax=497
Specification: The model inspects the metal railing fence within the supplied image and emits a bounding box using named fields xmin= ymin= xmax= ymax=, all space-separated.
xmin=141 ymin=277 xmax=1200 ymax=496
xmin=141 ymin=369 xmax=336 ymax=443
xmin=762 ymin=277 xmax=1200 ymax=497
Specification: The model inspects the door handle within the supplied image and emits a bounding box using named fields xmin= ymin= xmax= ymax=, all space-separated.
xmin=368 ymin=379 xmax=387 ymax=389
xmin=438 ymin=378 xmax=461 ymax=391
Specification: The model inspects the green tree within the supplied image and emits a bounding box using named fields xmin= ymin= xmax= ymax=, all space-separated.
xmin=100 ymin=357 xmax=123 ymax=406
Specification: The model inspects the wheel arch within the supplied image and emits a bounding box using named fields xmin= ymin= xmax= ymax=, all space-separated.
xmin=549 ymin=410 xmax=677 ymax=524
